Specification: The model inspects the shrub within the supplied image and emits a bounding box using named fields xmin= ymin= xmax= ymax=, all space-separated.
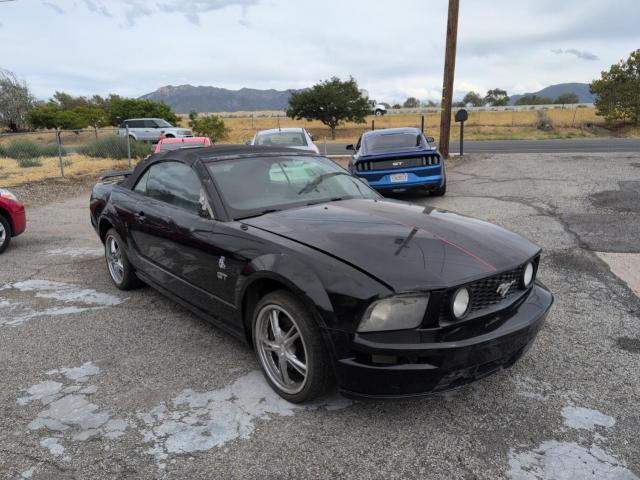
xmin=16 ymin=157 xmax=43 ymax=168
xmin=0 ymin=139 xmax=63 ymax=159
xmin=78 ymin=135 xmax=153 ymax=159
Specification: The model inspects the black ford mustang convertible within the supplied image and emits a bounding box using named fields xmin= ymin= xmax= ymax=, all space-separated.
xmin=90 ymin=146 xmax=553 ymax=402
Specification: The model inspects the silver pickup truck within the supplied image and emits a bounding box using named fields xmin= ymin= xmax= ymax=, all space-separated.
xmin=117 ymin=118 xmax=192 ymax=142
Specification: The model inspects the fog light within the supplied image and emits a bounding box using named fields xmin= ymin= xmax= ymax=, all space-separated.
xmin=522 ymin=262 xmax=535 ymax=287
xmin=451 ymin=287 xmax=470 ymax=319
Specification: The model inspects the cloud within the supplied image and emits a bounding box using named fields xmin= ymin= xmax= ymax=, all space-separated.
xmin=118 ymin=0 xmax=259 ymax=27
xmin=42 ymin=1 xmax=64 ymax=14
xmin=552 ymin=48 xmax=599 ymax=61
xmin=83 ymin=0 xmax=112 ymax=18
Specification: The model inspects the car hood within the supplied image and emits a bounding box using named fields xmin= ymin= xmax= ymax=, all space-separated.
xmin=242 ymin=199 xmax=540 ymax=291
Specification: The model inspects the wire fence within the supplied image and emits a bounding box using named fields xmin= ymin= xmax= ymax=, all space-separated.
xmin=0 ymin=106 xmax=603 ymax=187
xmin=0 ymin=128 xmax=155 ymax=187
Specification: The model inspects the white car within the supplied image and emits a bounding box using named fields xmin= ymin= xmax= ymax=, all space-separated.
xmin=117 ymin=118 xmax=192 ymax=142
xmin=250 ymin=128 xmax=320 ymax=154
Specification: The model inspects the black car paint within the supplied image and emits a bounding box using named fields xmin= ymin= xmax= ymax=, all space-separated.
xmin=90 ymin=146 xmax=553 ymax=398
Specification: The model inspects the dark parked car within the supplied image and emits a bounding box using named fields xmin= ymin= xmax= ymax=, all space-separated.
xmin=348 ymin=127 xmax=446 ymax=195
xmin=90 ymin=146 xmax=553 ymax=402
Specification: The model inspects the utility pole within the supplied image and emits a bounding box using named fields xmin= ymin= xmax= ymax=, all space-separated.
xmin=438 ymin=0 xmax=459 ymax=158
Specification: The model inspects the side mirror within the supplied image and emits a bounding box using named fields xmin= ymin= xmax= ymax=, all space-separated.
xmin=310 ymin=134 xmax=316 ymax=141
xmin=346 ymin=144 xmax=354 ymax=150
xmin=426 ymin=136 xmax=435 ymax=143
xmin=245 ymin=141 xmax=251 ymax=145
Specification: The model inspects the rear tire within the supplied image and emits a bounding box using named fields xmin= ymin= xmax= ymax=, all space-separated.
xmin=431 ymin=176 xmax=447 ymax=196
xmin=104 ymin=229 xmax=141 ymax=290
xmin=252 ymin=290 xmax=333 ymax=403
xmin=0 ymin=215 xmax=12 ymax=254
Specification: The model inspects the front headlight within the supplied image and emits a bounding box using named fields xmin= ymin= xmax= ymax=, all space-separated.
xmin=0 ymin=189 xmax=17 ymax=201
xmin=357 ymin=293 xmax=429 ymax=333
xmin=451 ymin=287 xmax=470 ymax=319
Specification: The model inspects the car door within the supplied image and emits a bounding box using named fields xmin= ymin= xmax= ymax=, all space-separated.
xmin=144 ymin=119 xmax=160 ymax=142
xmin=129 ymin=160 xmax=224 ymax=314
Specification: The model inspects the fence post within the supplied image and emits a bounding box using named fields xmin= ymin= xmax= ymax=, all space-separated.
xmin=55 ymin=128 xmax=65 ymax=178
xmin=126 ymin=125 xmax=132 ymax=168
xmin=323 ymin=136 xmax=327 ymax=156
xmin=371 ymin=119 xmax=375 ymax=131
xmin=421 ymin=115 xmax=425 ymax=133
xmin=93 ymin=125 xmax=98 ymax=139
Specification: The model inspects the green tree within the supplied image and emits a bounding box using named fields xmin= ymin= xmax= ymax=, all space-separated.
xmin=462 ymin=91 xmax=486 ymax=107
xmin=590 ymin=49 xmax=640 ymax=125
xmin=286 ymin=77 xmax=370 ymax=139
xmin=0 ymin=69 xmax=35 ymax=131
xmin=392 ymin=104 xmax=402 ymax=109
xmin=188 ymin=113 xmax=229 ymax=142
xmin=26 ymin=103 xmax=62 ymax=129
xmin=515 ymin=95 xmax=553 ymax=106
xmin=403 ymin=97 xmax=420 ymax=108
xmin=555 ymin=92 xmax=579 ymax=105
xmin=107 ymin=96 xmax=180 ymax=126
xmin=484 ymin=88 xmax=510 ymax=106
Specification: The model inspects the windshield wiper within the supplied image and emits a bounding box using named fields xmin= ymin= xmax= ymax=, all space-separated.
xmin=297 ymin=172 xmax=353 ymax=195
xmin=305 ymin=197 xmax=345 ymax=206
xmin=236 ymin=208 xmax=280 ymax=220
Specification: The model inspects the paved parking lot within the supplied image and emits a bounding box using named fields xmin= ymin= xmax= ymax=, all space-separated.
xmin=1 ymin=152 xmax=639 ymax=479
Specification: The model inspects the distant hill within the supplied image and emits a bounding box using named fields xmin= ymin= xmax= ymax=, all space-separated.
xmin=139 ymin=85 xmax=300 ymax=113
xmin=509 ymin=83 xmax=596 ymax=105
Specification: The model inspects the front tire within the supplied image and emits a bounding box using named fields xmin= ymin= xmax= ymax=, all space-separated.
xmin=252 ymin=290 xmax=333 ymax=403
xmin=104 ymin=229 xmax=140 ymax=290
xmin=0 ymin=215 xmax=12 ymax=254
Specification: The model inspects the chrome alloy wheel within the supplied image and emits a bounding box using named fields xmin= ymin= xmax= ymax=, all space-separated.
xmin=255 ymin=305 xmax=309 ymax=394
xmin=105 ymin=235 xmax=124 ymax=284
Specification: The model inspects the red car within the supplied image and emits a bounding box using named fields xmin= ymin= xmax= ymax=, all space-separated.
xmin=0 ymin=188 xmax=26 ymax=254
xmin=154 ymin=136 xmax=211 ymax=153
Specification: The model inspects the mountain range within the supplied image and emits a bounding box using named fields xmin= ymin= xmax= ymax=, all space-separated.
xmin=139 ymin=85 xmax=298 ymax=113
xmin=139 ymin=82 xmax=596 ymax=113
xmin=508 ymin=83 xmax=595 ymax=105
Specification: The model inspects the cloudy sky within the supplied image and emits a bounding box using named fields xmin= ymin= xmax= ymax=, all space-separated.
xmin=0 ymin=0 xmax=638 ymax=102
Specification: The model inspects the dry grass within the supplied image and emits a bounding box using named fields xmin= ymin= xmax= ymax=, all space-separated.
xmin=211 ymin=107 xmax=605 ymax=144
xmin=0 ymin=154 xmax=133 ymax=188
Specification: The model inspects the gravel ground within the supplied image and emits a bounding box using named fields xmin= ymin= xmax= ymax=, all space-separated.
xmin=0 ymin=152 xmax=638 ymax=480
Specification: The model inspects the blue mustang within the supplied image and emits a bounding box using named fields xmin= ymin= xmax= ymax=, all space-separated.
xmin=347 ymin=127 xmax=446 ymax=196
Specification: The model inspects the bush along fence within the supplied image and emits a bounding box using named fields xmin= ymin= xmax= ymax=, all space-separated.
xmin=0 ymin=128 xmax=153 ymax=184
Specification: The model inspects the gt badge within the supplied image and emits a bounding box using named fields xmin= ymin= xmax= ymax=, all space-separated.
xmin=219 ymin=256 xmax=226 ymax=270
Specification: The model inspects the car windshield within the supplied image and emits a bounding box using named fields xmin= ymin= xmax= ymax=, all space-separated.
xmin=155 ymin=119 xmax=173 ymax=128
xmin=255 ymin=131 xmax=308 ymax=147
xmin=365 ymin=132 xmax=423 ymax=152
xmin=159 ymin=140 xmax=207 ymax=151
xmin=207 ymin=155 xmax=378 ymax=219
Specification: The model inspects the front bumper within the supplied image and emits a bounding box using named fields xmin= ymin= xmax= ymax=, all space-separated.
xmin=332 ymin=283 xmax=553 ymax=399
xmin=4 ymin=200 xmax=26 ymax=236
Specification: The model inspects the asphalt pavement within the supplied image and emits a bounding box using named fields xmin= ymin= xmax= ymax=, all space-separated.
xmin=322 ymin=137 xmax=640 ymax=155
xmin=1 ymin=152 xmax=639 ymax=479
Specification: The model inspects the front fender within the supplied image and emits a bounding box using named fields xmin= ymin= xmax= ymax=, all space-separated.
xmin=236 ymin=253 xmax=335 ymax=328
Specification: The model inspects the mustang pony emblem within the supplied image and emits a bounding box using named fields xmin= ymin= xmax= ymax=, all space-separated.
xmin=496 ymin=280 xmax=516 ymax=297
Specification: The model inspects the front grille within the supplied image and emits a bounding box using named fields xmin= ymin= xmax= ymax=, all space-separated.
xmin=356 ymin=155 xmax=440 ymax=172
xmin=468 ymin=266 xmax=523 ymax=312
xmin=437 ymin=260 xmax=538 ymax=324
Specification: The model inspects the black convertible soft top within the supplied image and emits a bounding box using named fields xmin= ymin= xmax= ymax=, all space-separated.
xmin=120 ymin=145 xmax=312 ymax=189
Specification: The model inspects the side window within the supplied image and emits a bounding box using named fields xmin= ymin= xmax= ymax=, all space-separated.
xmin=129 ymin=120 xmax=144 ymax=128
xmin=355 ymin=136 xmax=362 ymax=150
xmin=133 ymin=169 xmax=150 ymax=194
xmin=144 ymin=119 xmax=158 ymax=128
xmin=145 ymin=162 xmax=211 ymax=217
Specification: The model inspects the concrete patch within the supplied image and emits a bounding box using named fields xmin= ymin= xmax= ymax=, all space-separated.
xmin=137 ymin=370 xmax=351 ymax=467
xmin=46 ymin=247 xmax=103 ymax=258
xmin=18 ymin=362 xmax=130 ymax=460
xmin=596 ymin=252 xmax=640 ymax=298
xmin=561 ymin=406 xmax=616 ymax=431
xmin=0 ymin=280 xmax=124 ymax=326
xmin=508 ymin=441 xmax=638 ymax=480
